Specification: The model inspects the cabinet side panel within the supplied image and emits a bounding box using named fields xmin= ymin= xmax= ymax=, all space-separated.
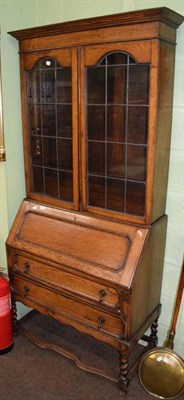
xmin=129 ymin=215 xmax=167 ymax=337
xmin=151 ymin=41 xmax=176 ymax=222
xmin=20 ymin=55 xmax=30 ymax=197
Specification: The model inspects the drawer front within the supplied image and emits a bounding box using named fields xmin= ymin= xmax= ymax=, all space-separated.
xmin=12 ymin=275 xmax=124 ymax=338
xmin=13 ymin=255 xmax=119 ymax=308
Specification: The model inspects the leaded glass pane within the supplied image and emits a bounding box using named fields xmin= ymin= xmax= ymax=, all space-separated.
xmin=26 ymin=57 xmax=73 ymax=203
xmin=86 ymin=51 xmax=150 ymax=217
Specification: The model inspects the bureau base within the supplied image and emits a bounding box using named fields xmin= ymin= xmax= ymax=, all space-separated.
xmin=14 ymin=308 xmax=159 ymax=394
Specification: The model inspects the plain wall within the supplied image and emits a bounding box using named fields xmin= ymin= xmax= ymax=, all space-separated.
xmin=0 ymin=0 xmax=183 ymax=354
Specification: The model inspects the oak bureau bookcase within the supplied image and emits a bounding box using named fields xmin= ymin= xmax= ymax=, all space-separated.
xmin=6 ymin=7 xmax=183 ymax=393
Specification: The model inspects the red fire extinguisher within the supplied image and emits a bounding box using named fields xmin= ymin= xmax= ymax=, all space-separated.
xmin=0 ymin=274 xmax=14 ymax=354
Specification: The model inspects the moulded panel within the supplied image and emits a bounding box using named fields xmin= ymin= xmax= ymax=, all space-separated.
xmin=17 ymin=211 xmax=131 ymax=272
xmin=7 ymin=200 xmax=149 ymax=287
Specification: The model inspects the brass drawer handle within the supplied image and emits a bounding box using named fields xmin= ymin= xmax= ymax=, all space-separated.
xmin=98 ymin=316 xmax=105 ymax=329
xmin=12 ymin=264 xmax=17 ymax=272
xmin=99 ymin=289 xmax=107 ymax=303
xmin=23 ymin=286 xmax=29 ymax=297
xmin=24 ymin=262 xmax=31 ymax=273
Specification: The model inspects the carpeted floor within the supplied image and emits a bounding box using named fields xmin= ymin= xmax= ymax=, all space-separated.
xmin=0 ymin=312 xmax=183 ymax=400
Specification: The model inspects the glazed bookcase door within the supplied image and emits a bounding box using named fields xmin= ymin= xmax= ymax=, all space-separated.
xmin=80 ymin=42 xmax=154 ymax=224
xmin=21 ymin=48 xmax=79 ymax=210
